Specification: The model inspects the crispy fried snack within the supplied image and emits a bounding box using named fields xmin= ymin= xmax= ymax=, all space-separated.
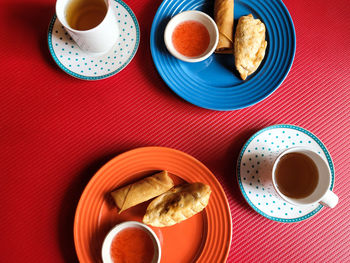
xmin=111 ymin=171 xmax=174 ymax=213
xmin=234 ymin=14 xmax=267 ymax=80
xmin=143 ymin=183 xmax=211 ymax=227
xmin=214 ymin=0 xmax=234 ymax=53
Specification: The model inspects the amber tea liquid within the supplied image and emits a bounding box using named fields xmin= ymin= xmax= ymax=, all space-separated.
xmin=275 ymin=152 xmax=319 ymax=199
xmin=65 ymin=0 xmax=107 ymax=31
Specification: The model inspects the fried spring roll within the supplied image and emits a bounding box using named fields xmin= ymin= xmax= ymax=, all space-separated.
xmin=111 ymin=171 xmax=174 ymax=213
xmin=214 ymin=0 xmax=234 ymax=53
xmin=234 ymin=14 xmax=267 ymax=80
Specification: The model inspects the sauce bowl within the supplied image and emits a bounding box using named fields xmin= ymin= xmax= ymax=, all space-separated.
xmin=101 ymin=221 xmax=161 ymax=263
xmin=164 ymin=10 xmax=219 ymax=63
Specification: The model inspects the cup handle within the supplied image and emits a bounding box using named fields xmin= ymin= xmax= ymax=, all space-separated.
xmin=319 ymin=190 xmax=339 ymax=208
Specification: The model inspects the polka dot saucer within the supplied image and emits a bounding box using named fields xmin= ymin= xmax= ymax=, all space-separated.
xmin=237 ymin=124 xmax=335 ymax=223
xmin=47 ymin=0 xmax=140 ymax=80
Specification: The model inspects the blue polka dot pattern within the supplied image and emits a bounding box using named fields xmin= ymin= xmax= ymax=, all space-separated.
xmin=48 ymin=0 xmax=140 ymax=80
xmin=237 ymin=125 xmax=335 ymax=223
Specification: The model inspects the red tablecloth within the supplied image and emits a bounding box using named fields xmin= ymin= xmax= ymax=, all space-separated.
xmin=1 ymin=0 xmax=349 ymax=262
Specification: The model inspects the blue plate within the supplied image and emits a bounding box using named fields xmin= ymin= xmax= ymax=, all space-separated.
xmin=150 ymin=0 xmax=296 ymax=110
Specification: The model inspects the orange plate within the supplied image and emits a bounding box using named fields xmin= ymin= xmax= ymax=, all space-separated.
xmin=74 ymin=147 xmax=232 ymax=262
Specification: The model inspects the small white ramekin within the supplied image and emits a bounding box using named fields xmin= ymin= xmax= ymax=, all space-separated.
xmin=101 ymin=221 xmax=161 ymax=263
xmin=164 ymin=10 xmax=219 ymax=63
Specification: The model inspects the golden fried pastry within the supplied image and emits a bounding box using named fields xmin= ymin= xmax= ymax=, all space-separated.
xmin=234 ymin=14 xmax=267 ymax=80
xmin=214 ymin=0 xmax=234 ymax=53
xmin=110 ymin=171 xmax=174 ymax=213
xmin=143 ymin=183 xmax=211 ymax=227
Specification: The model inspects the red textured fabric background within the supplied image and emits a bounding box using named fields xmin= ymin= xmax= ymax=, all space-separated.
xmin=1 ymin=0 xmax=349 ymax=262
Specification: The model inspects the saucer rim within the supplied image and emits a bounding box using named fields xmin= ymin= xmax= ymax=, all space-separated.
xmin=47 ymin=0 xmax=140 ymax=80
xmin=236 ymin=124 xmax=335 ymax=223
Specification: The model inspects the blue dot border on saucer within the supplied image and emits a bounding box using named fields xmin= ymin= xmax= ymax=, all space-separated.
xmin=236 ymin=124 xmax=335 ymax=223
xmin=47 ymin=0 xmax=140 ymax=80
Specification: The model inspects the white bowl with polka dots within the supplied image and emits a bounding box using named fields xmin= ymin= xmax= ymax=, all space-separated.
xmin=48 ymin=0 xmax=140 ymax=80
xmin=236 ymin=124 xmax=335 ymax=223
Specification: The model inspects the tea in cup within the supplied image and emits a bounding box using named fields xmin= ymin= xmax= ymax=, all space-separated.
xmin=56 ymin=0 xmax=119 ymax=54
xmin=271 ymin=147 xmax=338 ymax=208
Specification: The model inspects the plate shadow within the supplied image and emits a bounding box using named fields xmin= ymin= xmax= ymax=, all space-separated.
xmin=57 ymin=152 xmax=124 ymax=263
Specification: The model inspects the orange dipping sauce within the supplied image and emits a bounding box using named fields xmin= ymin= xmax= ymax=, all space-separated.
xmin=110 ymin=227 xmax=154 ymax=263
xmin=172 ymin=20 xmax=210 ymax=57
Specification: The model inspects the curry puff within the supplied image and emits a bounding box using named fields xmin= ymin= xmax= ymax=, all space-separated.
xmin=214 ymin=0 xmax=234 ymax=53
xmin=111 ymin=171 xmax=174 ymax=213
xmin=143 ymin=183 xmax=211 ymax=227
xmin=234 ymin=14 xmax=267 ymax=80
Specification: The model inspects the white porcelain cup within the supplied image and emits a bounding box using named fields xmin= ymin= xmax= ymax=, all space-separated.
xmin=271 ymin=147 xmax=338 ymax=208
xmin=55 ymin=0 xmax=119 ymax=54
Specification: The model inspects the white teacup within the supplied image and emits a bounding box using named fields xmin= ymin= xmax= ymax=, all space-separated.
xmin=56 ymin=0 xmax=119 ymax=54
xmin=270 ymin=147 xmax=338 ymax=208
